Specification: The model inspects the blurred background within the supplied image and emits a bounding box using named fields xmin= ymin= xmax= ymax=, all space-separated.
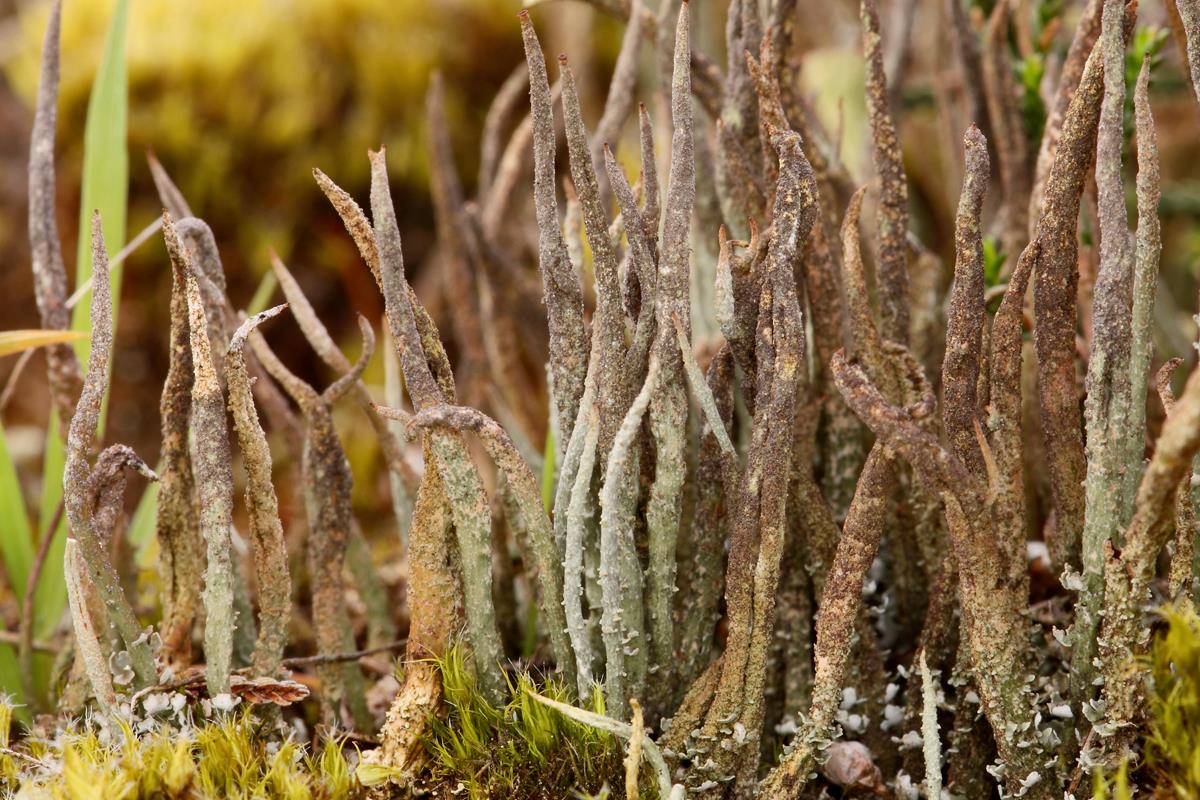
xmin=0 ymin=0 xmax=1198 ymax=563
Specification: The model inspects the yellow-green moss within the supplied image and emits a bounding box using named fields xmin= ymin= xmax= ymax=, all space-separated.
xmin=2 ymin=706 xmax=355 ymax=800
xmin=415 ymin=646 xmax=639 ymax=799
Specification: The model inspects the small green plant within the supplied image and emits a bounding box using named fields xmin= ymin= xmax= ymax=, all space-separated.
xmin=413 ymin=647 xmax=629 ymax=799
xmin=1 ymin=701 xmax=355 ymax=800
xmin=1145 ymin=604 xmax=1200 ymax=795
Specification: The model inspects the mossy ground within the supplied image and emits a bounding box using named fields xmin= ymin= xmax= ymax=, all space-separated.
xmin=0 ymin=647 xmax=646 ymax=800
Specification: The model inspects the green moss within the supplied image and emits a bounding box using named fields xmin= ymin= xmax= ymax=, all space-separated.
xmin=419 ymin=646 xmax=640 ymax=799
xmin=1144 ymin=603 xmax=1200 ymax=796
xmin=1 ymin=703 xmax=356 ymax=800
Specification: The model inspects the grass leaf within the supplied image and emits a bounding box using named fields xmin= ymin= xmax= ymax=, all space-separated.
xmin=0 ymin=330 xmax=86 ymax=358
xmin=0 ymin=422 xmax=32 ymax=598
xmin=70 ymin=0 xmax=129 ymax=369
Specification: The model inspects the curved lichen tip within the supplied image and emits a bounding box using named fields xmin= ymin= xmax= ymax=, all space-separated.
xmin=230 ymin=304 xmax=289 ymax=354
xmin=325 ymin=316 xmax=377 ymax=402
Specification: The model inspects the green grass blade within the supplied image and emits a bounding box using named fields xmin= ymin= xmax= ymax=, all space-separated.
xmin=127 ymin=481 xmax=159 ymax=566
xmin=35 ymin=416 xmax=67 ymax=639
xmin=0 ymin=421 xmax=33 ymax=601
xmin=246 ymin=270 xmax=279 ymax=316
xmin=0 ymin=634 xmax=27 ymax=715
xmin=69 ymin=0 xmax=129 ymax=371
xmin=541 ymin=428 xmax=555 ymax=514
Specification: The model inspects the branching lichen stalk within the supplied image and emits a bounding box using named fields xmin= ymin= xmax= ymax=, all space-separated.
xmin=63 ymin=213 xmax=156 ymax=690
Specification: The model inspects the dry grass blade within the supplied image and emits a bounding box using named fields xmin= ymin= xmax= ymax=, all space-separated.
xmin=227 ymin=306 xmax=292 ymax=678
xmin=63 ymin=212 xmax=156 ymax=690
xmin=625 ymin=698 xmax=644 ymax=799
xmin=28 ymin=0 xmax=82 ymax=429
xmin=525 ymin=689 xmax=680 ymax=800
xmin=861 ymin=0 xmax=910 ymax=344
xmin=0 ymin=330 xmax=85 ymax=358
